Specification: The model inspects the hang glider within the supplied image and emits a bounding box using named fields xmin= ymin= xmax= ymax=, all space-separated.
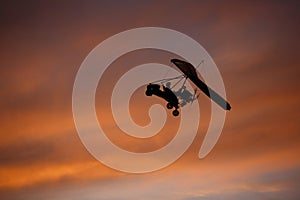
xmin=145 ymin=58 xmax=231 ymax=116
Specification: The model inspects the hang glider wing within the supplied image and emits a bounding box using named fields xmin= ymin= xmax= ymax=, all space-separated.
xmin=171 ymin=59 xmax=231 ymax=110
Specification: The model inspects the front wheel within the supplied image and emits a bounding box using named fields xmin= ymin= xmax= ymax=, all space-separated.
xmin=172 ymin=110 xmax=179 ymax=117
xmin=166 ymin=102 xmax=173 ymax=109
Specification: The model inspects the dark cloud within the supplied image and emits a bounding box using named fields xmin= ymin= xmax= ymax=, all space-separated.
xmin=0 ymin=139 xmax=54 ymax=166
xmin=0 ymin=130 xmax=90 ymax=167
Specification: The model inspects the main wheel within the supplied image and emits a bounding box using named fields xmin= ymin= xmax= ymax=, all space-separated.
xmin=166 ymin=102 xmax=173 ymax=109
xmin=172 ymin=110 xmax=179 ymax=117
xmin=145 ymin=90 xmax=152 ymax=96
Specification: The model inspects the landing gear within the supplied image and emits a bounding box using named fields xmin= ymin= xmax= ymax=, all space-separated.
xmin=166 ymin=102 xmax=173 ymax=109
xmin=172 ymin=109 xmax=179 ymax=117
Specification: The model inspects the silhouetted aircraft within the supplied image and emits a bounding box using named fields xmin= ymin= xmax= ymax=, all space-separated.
xmin=145 ymin=58 xmax=231 ymax=116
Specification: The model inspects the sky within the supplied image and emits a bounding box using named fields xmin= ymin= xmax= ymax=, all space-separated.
xmin=1 ymin=0 xmax=300 ymax=199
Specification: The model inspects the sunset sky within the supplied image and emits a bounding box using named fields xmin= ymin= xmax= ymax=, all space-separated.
xmin=1 ymin=0 xmax=300 ymax=199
